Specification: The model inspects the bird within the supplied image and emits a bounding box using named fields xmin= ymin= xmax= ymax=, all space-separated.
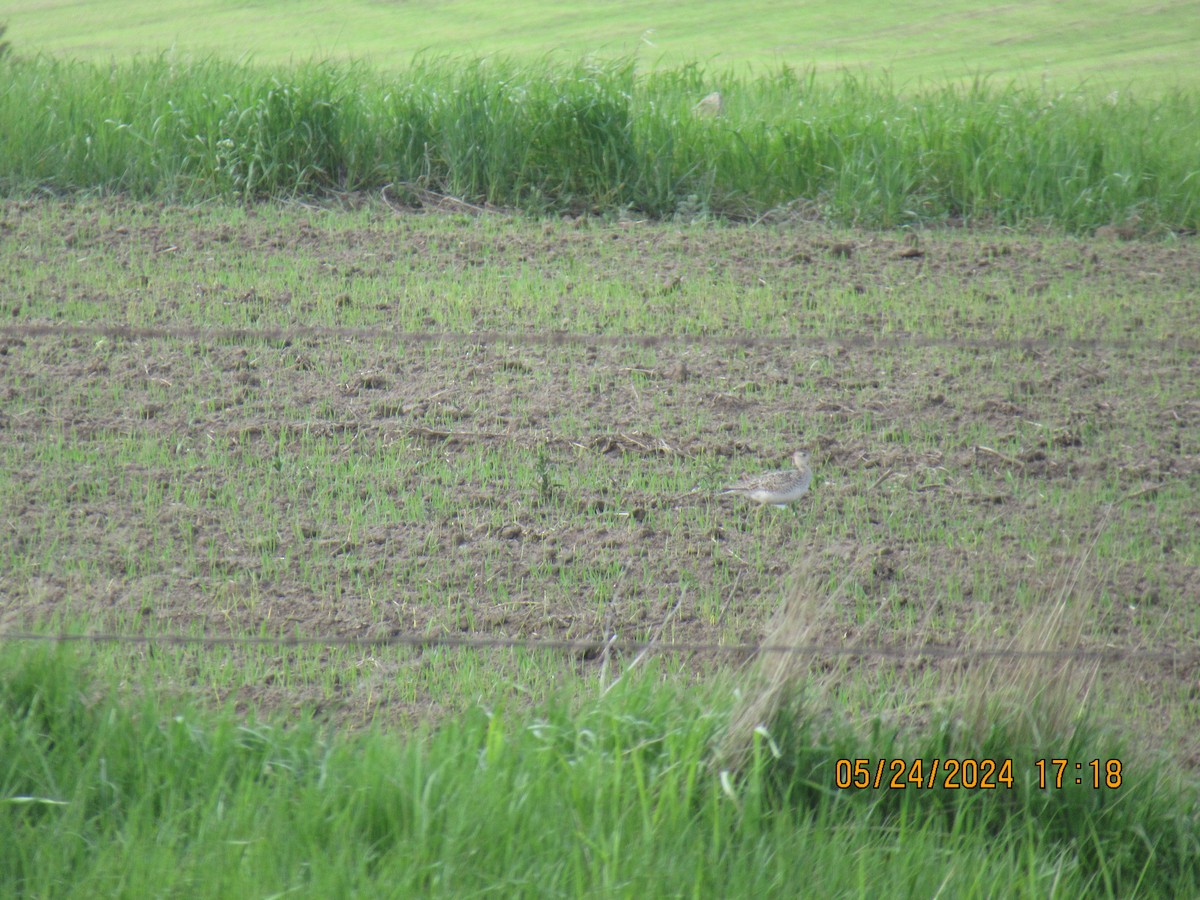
xmin=693 ymin=91 xmax=724 ymax=117
xmin=721 ymin=451 xmax=813 ymax=509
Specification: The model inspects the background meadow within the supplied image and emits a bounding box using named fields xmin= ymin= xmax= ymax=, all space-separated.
xmin=6 ymin=0 xmax=1199 ymax=93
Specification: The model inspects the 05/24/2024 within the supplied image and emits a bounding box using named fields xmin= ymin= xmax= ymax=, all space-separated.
xmin=836 ymin=758 xmax=1124 ymax=791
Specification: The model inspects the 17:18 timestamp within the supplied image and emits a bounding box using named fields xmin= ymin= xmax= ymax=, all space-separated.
xmin=1035 ymin=758 xmax=1123 ymax=789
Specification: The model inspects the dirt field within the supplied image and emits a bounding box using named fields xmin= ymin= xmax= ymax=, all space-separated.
xmin=1 ymin=200 xmax=1197 ymax=742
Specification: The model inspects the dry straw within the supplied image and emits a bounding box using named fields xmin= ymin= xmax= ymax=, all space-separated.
xmin=718 ymin=509 xmax=1116 ymax=772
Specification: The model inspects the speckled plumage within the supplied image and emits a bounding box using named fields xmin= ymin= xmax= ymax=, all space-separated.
xmin=721 ymin=451 xmax=812 ymax=508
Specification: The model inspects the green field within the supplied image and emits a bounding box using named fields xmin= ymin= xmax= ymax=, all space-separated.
xmin=2 ymin=6 xmax=1200 ymax=897
xmin=6 ymin=0 xmax=1200 ymax=93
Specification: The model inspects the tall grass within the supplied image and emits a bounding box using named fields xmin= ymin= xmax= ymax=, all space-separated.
xmin=715 ymin=554 xmax=1200 ymax=898
xmin=4 ymin=644 xmax=1197 ymax=897
xmin=2 ymin=55 xmax=1197 ymax=230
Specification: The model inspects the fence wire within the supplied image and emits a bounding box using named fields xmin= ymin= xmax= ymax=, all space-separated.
xmin=1 ymin=322 xmax=1194 ymax=353
xmin=0 ymin=630 xmax=1195 ymax=666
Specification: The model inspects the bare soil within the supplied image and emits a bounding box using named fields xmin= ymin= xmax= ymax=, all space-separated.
xmin=1 ymin=200 xmax=1197 ymax=745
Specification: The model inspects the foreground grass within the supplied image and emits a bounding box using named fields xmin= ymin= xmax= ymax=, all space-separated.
xmin=2 ymin=55 xmax=1198 ymax=230
xmin=3 ymin=646 xmax=1197 ymax=898
xmin=5 ymin=0 xmax=1198 ymax=94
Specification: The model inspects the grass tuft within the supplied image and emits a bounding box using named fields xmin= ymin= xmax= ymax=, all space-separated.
xmin=716 ymin=542 xmax=1200 ymax=898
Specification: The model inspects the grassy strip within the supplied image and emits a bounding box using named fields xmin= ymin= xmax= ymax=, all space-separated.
xmin=2 ymin=644 xmax=1196 ymax=897
xmin=2 ymin=56 xmax=1197 ymax=230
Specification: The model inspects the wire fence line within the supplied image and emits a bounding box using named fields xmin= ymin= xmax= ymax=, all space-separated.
xmin=1 ymin=630 xmax=1195 ymax=666
xmin=1 ymin=322 xmax=1194 ymax=354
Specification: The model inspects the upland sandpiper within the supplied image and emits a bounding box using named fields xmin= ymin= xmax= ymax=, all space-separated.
xmin=693 ymin=91 xmax=724 ymax=117
xmin=721 ymin=451 xmax=812 ymax=508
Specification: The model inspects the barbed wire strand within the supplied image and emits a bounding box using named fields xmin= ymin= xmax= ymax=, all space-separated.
xmin=0 ymin=630 xmax=1195 ymax=665
xmin=1 ymin=322 xmax=1194 ymax=353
